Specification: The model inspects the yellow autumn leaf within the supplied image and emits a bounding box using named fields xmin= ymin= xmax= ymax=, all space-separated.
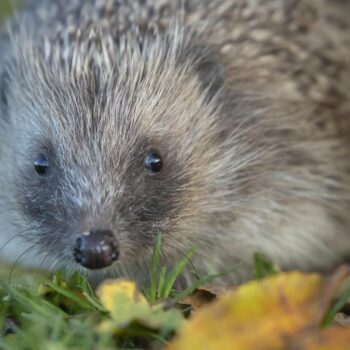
xmin=98 ymin=279 xmax=148 ymax=311
xmin=97 ymin=279 xmax=184 ymax=334
xmin=168 ymin=266 xmax=349 ymax=350
xmin=290 ymin=326 xmax=350 ymax=350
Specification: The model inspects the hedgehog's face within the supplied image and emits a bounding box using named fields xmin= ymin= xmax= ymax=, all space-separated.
xmin=20 ymin=143 xmax=180 ymax=273
xmin=0 ymin=35 xmax=225 ymax=278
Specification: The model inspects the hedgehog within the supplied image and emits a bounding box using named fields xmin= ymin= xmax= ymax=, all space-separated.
xmin=0 ymin=0 xmax=349 ymax=285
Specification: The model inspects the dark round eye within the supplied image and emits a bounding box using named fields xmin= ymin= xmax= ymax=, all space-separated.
xmin=34 ymin=154 xmax=49 ymax=175
xmin=144 ymin=150 xmax=163 ymax=173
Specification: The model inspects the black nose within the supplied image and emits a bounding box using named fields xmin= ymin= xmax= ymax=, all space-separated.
xmin=74 ymin=229 xmax=119 ymax=269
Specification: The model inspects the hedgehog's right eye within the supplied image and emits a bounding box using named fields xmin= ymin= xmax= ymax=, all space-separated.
xmin=144 ymin=150 xmax=163 ymax=174
xmin=34 ymin=154 xmax=49 ymax=176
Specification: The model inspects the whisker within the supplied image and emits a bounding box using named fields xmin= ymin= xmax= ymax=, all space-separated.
xmin=8 ymin=244 xmax=37 ymax=284
xmin=0 ymin=227 xmax=35 ymax=254
xmin=35 ymin=247 xmax=54 ymax=276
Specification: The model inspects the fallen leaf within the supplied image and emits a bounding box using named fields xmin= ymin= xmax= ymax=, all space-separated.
xmin=180 ymin=289 xmax=216 ymax=311
xmin=334 ymin=313 xmax=350 ymax=327
xmin=179 ymin=284 xmax=232 ymax=312
xmin=167 ymin=266 xmax=350 ymax=350
xmin=98 ymin=279 xmax=148 ymax=311
xmin=97 ymin=279 xmax=184 ymax=335
xmin=197 ymin=283 xmax=231 ymax=297
xmin=290 ymin=326 xmax=350 ymax=350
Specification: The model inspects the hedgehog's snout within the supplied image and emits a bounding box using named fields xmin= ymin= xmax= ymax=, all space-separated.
xmin=73 ymin=229 xmax=119 ymax=269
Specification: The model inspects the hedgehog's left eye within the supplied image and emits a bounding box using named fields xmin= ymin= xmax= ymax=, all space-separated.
xmin=34 ymin=154 xmax=49 ymax=176
xmin=144 ymin=150 xmax=163 ymax=173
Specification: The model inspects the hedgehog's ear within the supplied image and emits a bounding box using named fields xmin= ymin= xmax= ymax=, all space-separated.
xmin=194 ymin=48 xmax=225 ymax=103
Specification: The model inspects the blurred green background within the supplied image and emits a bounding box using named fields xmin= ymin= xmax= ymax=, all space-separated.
xmin=0 ymin=0 xmax=21 ymax=23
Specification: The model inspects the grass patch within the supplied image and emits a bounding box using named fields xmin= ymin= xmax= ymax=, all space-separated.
xmin=0 ymin=271 xmax=112 ymax=350
xmin=0 ymin=235 xmax=220 ymax=349
xmin=1 ymin=241 xmax=347 ymax=349
xmin=252 ymin=252 xmax=280 ymax=279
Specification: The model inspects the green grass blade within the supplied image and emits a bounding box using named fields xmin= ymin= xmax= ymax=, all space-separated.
xmin=161 ymin=249 xmax=195 ymax=299
xmin=253 ymin=253 xmax=279 ymax=279
xmin=321 ymin=284 xmax=350 ymax=327
xmin=1 ymin=282 xmax=65 ymax=317
xmin=157 ymin=266 xmax=167 ymax=300
xmin=82 ymin=292 xmax=105 ymax=312
xmin=150 ymin=233 xmax=162 ymax=303
xmin=46 ymin=281 xmax=95 ymax=311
